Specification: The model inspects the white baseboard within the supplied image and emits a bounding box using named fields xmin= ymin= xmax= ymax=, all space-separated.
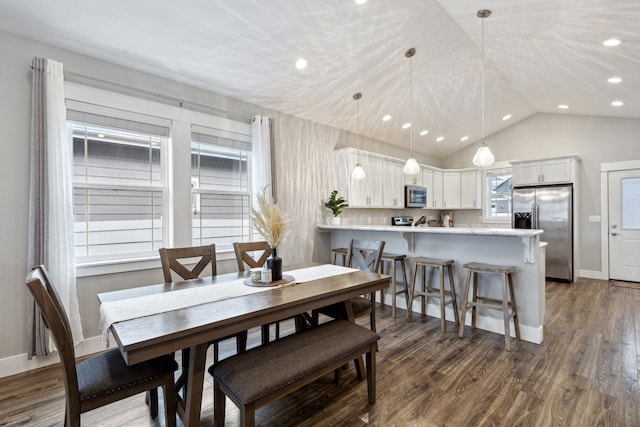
xmin=578 ymin=269 xmax=606 ymax=280
xmin=383 ymin=292 xmax=543 ymax=344
xmin=0 ymin=334 xmax=112 ymax=379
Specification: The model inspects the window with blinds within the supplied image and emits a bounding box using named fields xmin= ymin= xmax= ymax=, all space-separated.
xmin=191 ymin=124 xmax=252 ymax=251
xmin=68 ymin=100 xmax=170 ymax=263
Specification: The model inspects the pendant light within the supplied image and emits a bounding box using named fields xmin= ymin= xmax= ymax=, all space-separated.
xmin=403 ymin=48 xmax=420 ymax=175
xmin=351 ymin=92 xmax=366 ymax=181
xmin=472 ymin=9 xmax=495 ymax=168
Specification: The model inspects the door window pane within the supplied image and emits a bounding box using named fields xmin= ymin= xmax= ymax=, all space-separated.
xmin=622 ymin=177 xmax=640 ymax=229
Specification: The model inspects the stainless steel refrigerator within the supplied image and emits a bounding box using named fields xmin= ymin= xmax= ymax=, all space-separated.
xmin=512 ymin=184 xmax=573 ymax=282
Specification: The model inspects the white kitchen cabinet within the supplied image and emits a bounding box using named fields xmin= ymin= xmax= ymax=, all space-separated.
xmin=423 ymin=167 xmax=444 ymax=209
xmin=350 ymin=155 xmax=383 ymax=207
xmin=334 ymin=148 xmax=387 ymax=208
xmin=460 ymin=169 xmax=481 ymax=209
xmin=383 ymin=160 xmax=405 ymax=207
xmin=432 ymin=170 xmax=444 ymax=209
xmin=404 ymin=168 xmax=423 ymax=186
xmin=511 ymin=156 xmax=580 ymax=186
xmin=443 ymin=172 xmax=461 ymax=209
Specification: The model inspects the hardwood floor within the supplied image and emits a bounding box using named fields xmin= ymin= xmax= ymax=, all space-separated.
xmin=1 ymin=277 xmax=638 ymax=426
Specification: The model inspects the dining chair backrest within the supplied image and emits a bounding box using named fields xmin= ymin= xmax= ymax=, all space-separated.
xmin=26 ymin=265 xmax=81 ymax=415
xmin=233 ymin=241 xmax=271 ymax=272
xmin=347 ymin=239 xmax=385 ymax=273
xmin=159 ymin=244 xmax=216 ymax=282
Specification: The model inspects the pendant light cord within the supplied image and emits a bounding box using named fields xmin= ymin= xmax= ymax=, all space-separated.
xmin=410 ymin=53 xmax=414 ymax=155
xmin=481 ymin=11 xmax=485 ymax=142
xmin=353 ymin=92 xmax=362 ymax=162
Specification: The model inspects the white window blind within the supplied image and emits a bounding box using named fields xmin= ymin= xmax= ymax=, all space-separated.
xmin=68 ymin=100 xmax=170 ymax=263
xmin=191 ymin=123 xmax=252 ymax=251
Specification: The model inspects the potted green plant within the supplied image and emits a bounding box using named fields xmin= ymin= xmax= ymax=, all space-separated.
xmin=325 ymin=190 xmax=349 ymax=225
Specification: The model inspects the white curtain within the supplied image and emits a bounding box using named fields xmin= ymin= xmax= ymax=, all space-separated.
xmin=27 ymin=58 xmax=83 ymax=358
xmin=251 ymin=115 xmax=274 ymax=202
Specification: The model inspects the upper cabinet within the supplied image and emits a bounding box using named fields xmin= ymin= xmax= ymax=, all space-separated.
xmin=404 ymin=169 xmax=422 ymax=186
xmin=334 ymin=148 xmax=403 ymax=208
xmin=334 ymin=148 xmax=483 ymax=210
xmin=442 ymin=172 xmax=461 ymax=209
xmin=382 ymin=159 xmax=404 ymax=207
xmin=422 ymin=168 xmax=445 ymax=209
xmin=511 ymin=155 xmax=581 ymax=187
xmin=460 ymin=169 xmax=481 ymax=209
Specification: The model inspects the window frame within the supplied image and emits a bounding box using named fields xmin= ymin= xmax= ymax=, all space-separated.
xmin=190 ymin=139 xmax=253 ymax=250
xmin=481 ymin=163 xmax=513 ymax=225
xmin=65 ymin=82 xmax=256 ymax=277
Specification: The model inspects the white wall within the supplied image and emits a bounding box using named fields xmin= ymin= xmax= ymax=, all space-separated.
xmin=444 ymin=113 xmax=640 ymax=274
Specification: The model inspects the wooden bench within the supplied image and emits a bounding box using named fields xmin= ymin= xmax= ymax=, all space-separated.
xmin=208 ymin=320 xmax=380 ymax=427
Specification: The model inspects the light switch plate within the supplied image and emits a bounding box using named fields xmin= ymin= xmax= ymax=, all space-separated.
xmin=588 ymin=215 xmax=601 ymax=223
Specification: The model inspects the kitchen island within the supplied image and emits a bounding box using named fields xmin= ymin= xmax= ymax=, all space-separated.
xmin=317 ymin=224 xmax=545 ymax=344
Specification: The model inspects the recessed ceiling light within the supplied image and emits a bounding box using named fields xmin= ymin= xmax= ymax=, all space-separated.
xmin=611 ymin=100 xmax=624 ymax=107
xmin=436 ymin=136 xmax=444 ymax=142
xmin=558 ymin=104 xmax=570 ymax=109
xmin=460 ymin=136 xmax=469 ymax=142
xmin=382 ymin=115 xmax=391 ymax=122
xmin=419 ymin=130 xmax=429 ymax=136
xmin=603 ymin=38 xmax=622 ymax=47
xmin=295 ymin=58 xmax=307 ymax=69
xmin=502 ymin=114 xmax=512 ymax=121
xmin=608 ymin=77 xmax=622 ymax=84
xmin=355 ymin=0 xmax=367 ymax=4
xmin=97 ymin=133 xmax=105 ymax=138
xmin=402 ymin=123 xmax=411 ymax=129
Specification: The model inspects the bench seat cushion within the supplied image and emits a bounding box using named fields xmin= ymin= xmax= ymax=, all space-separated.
xmin=209 ymin=320 xmax=379 ymax=405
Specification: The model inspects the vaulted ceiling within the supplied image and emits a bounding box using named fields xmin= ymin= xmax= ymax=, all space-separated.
xmin=1 ymin=0 xmax=638 ymax=158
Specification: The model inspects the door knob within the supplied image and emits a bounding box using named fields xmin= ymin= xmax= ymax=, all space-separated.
xmin=612 ymin=224 xmax=617 ymax=229
xmin=611 ymin=232 xmax=618 ymax=236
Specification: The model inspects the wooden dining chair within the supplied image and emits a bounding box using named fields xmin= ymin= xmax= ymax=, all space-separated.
xmin=313 ymin=239 xmax=386 ymax=331
xmin=159 ymin=244 xmax=248 ymax=363
xmin=26 ymin=265 xmax=178 ymax=427
xmin=233 ymin=241 xmax=302 ymax=344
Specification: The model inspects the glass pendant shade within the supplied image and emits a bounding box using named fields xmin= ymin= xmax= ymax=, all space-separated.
xmin=403 ymin=156 xmax=420 ymax=175
xmin=352 ymin=162 xmax=366 ymax=180
xmin=472 ymin=143 xmax=495 ymax=167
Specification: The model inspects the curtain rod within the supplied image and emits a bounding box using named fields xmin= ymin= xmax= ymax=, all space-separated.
xmin=29 ymin=61 xmax=254 ymax=122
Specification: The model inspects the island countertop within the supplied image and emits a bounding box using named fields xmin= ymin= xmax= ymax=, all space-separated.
xmin=317 ymin=224 xmax=543 ymax=238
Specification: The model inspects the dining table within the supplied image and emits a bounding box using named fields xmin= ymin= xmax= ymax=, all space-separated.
xmin=98 ymin=263 xmax=390 ymax=426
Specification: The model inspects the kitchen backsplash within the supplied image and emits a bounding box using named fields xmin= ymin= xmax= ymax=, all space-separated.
xmin=327 ymin=208 xmax=510 ymax=227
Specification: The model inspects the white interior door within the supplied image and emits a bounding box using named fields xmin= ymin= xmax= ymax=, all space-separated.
xmin=609 ymin=169 xmax=640 ymax=281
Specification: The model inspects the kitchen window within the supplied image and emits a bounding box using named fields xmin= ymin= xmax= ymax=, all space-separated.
xmin=483 ymin=167 xmax=512 ymax=223
xmin=68 ymin=101 xmax=171 ymax=265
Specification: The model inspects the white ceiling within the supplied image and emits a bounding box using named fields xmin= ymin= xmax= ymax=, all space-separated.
xmin=0 ymin=0 xmax=638 ymax=158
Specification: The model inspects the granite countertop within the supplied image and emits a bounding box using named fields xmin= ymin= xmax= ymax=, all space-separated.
xmin=317 ymin=224 xmax=543 ymax=238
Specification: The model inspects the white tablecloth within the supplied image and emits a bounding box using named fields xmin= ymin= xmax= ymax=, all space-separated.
xmin=100 ymin=264 xmax=358 ymax=345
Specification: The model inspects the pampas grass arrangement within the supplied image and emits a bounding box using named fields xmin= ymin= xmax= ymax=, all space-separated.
xmin=251 ymin=186 xmax=290 ymax=248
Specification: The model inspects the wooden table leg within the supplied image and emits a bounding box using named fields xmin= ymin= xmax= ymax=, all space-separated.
xmin=343 ymin=300 xmax=366 ymax=380
xmin=176 ymin=342 xmax=208 ymax=427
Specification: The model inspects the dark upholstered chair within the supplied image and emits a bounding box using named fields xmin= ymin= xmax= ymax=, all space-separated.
xmin=313 ymin=239 xmax=385 ymax=331
xmin=159 ymin=244 xmax=248 ymax=363
xmin=26 ymin=265 xmax=178 ymax=427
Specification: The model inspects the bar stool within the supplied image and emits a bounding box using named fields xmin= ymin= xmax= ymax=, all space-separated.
xmin=408 ymin=257 xmax=459 ymax=333
xmin=379 ymin=253 xmax=410 ymax=318
xmin=458 ymin=262 xmax=520 ymax=351
xmin=331 ymin=247 xmax=348 ymax=266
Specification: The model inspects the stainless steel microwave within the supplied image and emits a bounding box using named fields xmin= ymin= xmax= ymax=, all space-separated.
xmin=405 ymin=185 xmax=427 ymax=208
